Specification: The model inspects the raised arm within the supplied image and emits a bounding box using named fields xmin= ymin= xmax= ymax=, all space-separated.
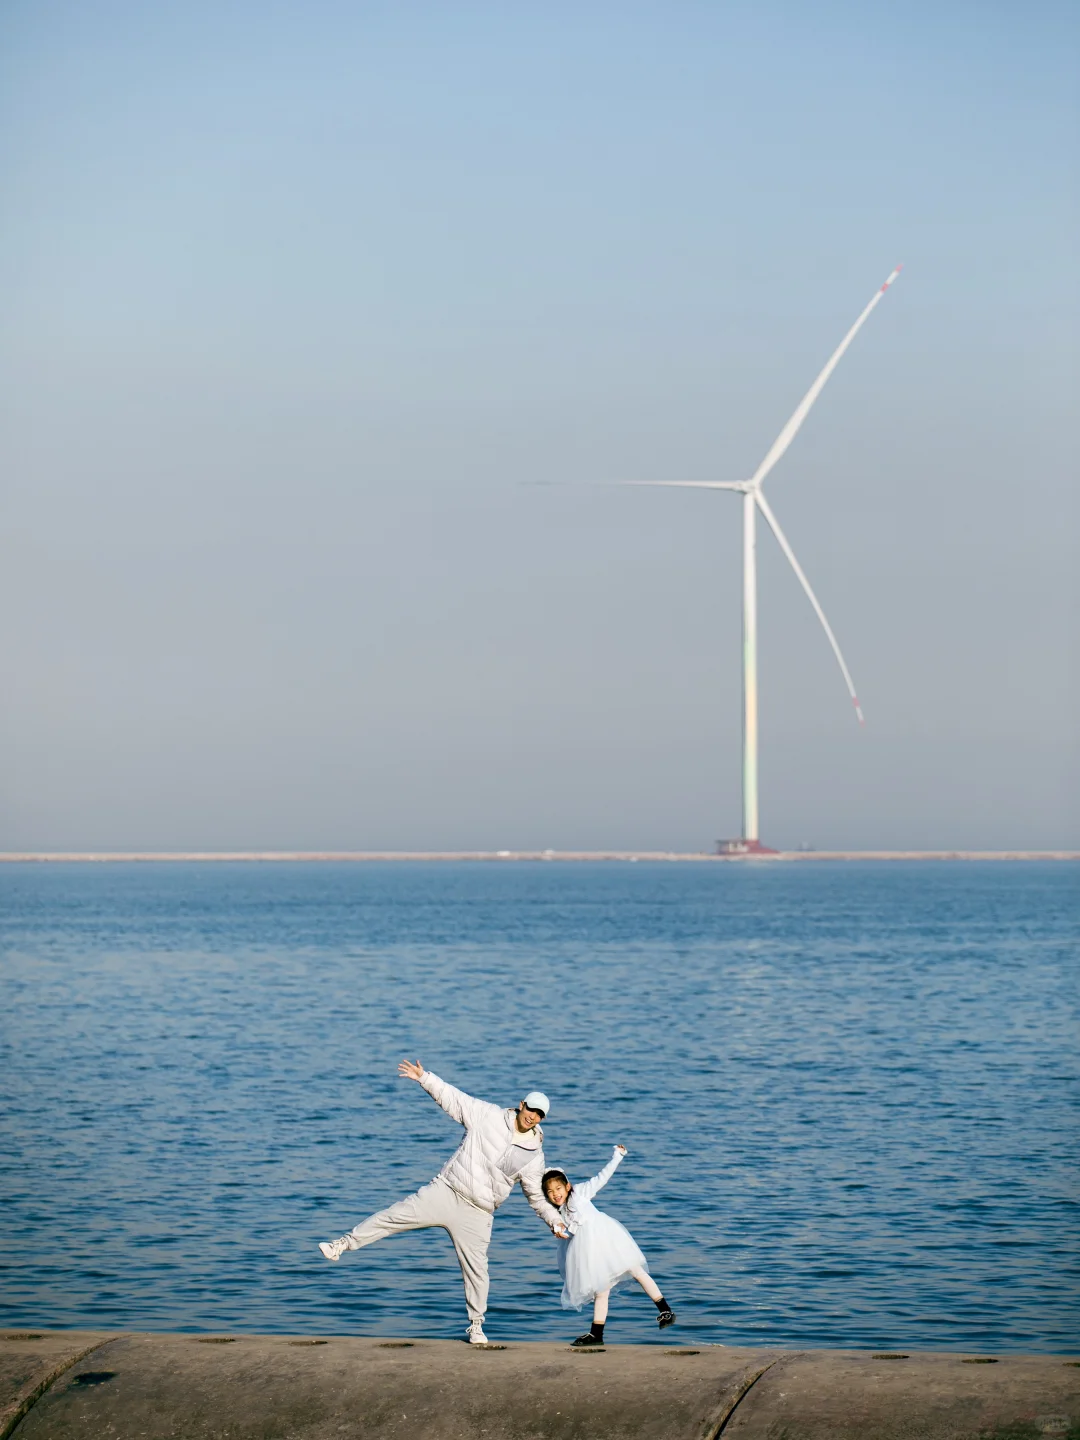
xmin=572 ymin=1145 xmax=626 ymax=1205
xmin=517 ymin=1151 xmax=568 ymax=1233
xmin=399 ymin=1060 xmax=493 ymax=1129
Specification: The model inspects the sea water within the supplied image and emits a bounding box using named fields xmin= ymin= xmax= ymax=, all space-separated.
xmin=1 ymin=860 xmax=1076 ymax=1351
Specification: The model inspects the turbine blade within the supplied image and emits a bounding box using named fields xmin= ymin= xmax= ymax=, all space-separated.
xmin=755 ymin=491 xmax=865 ymax=724
xmin=749 ymin=266 xmax=902 ymax=490
xmin=521 ymin=479 xmax=740 ymax=489
xmin=615 ymin=481 xmax=746 ymax=490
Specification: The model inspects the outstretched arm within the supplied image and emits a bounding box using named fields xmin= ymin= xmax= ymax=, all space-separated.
xmin=572 ymin=1145 xmax=627 ymax=1205
xmin=399 ymin=1059 xmax=493 ymax=1129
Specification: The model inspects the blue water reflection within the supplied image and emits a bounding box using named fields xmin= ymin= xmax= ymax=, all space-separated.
xmin=1 ymin=860 xmax=1076 ymax=1350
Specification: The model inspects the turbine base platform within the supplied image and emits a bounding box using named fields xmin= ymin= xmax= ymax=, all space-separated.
xmin=715 ymin=838 xmax=779 ymax=857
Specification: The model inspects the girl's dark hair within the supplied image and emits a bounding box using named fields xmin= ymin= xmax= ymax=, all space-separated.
xmin=541 ymin=1169 xmax=569 ymax=1193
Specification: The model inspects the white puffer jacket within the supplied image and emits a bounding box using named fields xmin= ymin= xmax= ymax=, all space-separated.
xmin=420 ymin=1071 xmax=563 ymax=1230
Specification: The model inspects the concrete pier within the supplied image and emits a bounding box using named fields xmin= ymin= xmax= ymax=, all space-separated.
xmin=3 ymin=1331 xmax=1078 ymax=1440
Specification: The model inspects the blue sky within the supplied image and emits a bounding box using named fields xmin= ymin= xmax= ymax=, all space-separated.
xmin=1 ymin=0 xmax=1076 ymax=848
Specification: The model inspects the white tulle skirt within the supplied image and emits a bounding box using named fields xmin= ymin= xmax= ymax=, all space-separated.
xmin=558 ymin=1211 xmax=649 ymax=1309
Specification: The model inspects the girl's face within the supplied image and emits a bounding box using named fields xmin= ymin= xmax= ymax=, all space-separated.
xmin=544 ymin=1176 xmax=570 ymax=1207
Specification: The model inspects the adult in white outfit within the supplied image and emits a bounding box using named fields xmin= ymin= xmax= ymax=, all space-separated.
xmin=319 ymin=1059 xmax=565 ymax=1344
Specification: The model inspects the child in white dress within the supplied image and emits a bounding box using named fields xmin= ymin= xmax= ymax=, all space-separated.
xmin=542 ymin=1144 xmax=676 ymax=1347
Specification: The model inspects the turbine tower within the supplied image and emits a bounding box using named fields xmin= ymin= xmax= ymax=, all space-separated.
xmin=627 ymin=267 xmax=902 ymax=854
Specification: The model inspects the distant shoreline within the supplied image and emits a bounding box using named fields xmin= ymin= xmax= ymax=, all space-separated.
xmin=1 ymin=850 xmax=1077 ymax=863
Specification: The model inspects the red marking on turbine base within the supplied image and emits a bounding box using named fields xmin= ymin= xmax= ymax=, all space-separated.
xmin=715 ymin=839 xmax=779 ymax=857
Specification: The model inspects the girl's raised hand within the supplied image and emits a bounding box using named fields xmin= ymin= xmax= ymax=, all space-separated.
xmin=398 ymin=1059 xmax=425 ymax=1081
xmin=614 ymin=1144 xmax=628 ymax=1155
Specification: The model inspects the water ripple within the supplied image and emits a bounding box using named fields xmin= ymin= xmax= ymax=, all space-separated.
xmin=0 ymin=860 xmax=1077 ymax=1350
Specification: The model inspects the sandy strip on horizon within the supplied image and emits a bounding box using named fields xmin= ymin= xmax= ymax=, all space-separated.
xmin=1 ymin=851 xmax=1078 ymax=863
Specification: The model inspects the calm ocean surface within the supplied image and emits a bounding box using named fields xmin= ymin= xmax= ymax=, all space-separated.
xmin=1 ymin=861 xmax=1077 ymax=1351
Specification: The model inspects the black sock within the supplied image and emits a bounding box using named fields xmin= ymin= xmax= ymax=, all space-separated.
xmin=590 ymin=1320 xmax=605 ymax=1341
xmin=654 ymin=1297 xmax=669 ymax=1312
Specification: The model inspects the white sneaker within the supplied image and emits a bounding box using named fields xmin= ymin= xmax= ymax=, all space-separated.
xmin=319 ymin=1238 xmax=348 ymax=1262
xmin=466 ymin=1321 xmax=489 ymax=1345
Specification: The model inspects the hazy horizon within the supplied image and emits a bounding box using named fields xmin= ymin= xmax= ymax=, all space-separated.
xmin=2 ymin=1 xmax=1076 ymax=852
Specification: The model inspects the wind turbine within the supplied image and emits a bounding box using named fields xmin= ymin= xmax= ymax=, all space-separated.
xmin=625 ymin=266 xmax=902 ymax=854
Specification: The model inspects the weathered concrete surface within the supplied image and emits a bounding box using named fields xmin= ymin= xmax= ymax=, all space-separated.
xmin=0 ymin=1332 xmax=116 ymax=1440
xmin=722 ymin=1349 xmax=1080 ymax=1439
xmin=6 ymin=1334 xmax=774 ymax=1440
xmin=3 ymin=1333 xmax=1078 ymax=1440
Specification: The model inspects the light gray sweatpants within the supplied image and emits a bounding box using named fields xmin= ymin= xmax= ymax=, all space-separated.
xmin=341 ymin=1179 xmax=494 ymax=1324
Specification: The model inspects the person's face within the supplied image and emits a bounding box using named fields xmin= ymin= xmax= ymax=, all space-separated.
xmin=544 ymin=1177 xmax=570 ymax=1207
xmin=516 ymin=1101 xmax=544 ymax=1133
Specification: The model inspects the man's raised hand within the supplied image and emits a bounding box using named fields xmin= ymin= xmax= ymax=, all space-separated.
xmin=398 ymin=1059 xmax=425 ymax=1082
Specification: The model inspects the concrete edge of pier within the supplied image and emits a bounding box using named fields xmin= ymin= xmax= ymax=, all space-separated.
xmin=3 ymin=1330 xmax=1078 ymax=1440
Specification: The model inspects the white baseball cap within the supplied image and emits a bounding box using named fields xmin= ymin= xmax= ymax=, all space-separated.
xmin=523 ymin=1091 xmax=551 ymax=1118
